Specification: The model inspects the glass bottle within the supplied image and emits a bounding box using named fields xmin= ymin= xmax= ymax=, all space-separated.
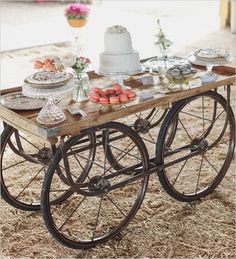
xmin=73 ymin=70 xmax=89 ymax=102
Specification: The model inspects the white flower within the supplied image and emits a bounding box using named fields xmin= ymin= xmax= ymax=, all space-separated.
xmin=62 ymin=53 xmax=77 ymax=67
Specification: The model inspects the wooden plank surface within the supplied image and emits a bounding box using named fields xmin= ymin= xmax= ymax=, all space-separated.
xmin=0 ymin=66 xmax=235 ymax=141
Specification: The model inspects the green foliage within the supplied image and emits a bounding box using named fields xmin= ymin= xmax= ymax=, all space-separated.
xmin=154 ymin=19 xmax=173 ymax=52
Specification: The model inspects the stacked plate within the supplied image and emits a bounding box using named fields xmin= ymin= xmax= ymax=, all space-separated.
xmin=188 ymin=48 xmax=233 ymax=66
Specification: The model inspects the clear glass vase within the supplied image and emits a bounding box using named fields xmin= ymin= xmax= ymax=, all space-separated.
xmin=157 ymin=46 xmax=171 ymax=73
xmin=73 ymin=71 xmax=90 ymax=102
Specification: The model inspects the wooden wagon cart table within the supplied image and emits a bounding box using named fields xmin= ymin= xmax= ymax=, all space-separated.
xmin=0 ymin=61 xmax=235 ymax=249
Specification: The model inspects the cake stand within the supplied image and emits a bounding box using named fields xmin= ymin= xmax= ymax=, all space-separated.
xmin=188 ymin=53 xmax=233 ymax=84
xmin=98 ymin=68 xmax=144 ymax=89
xmin=22 ymin=79 xmax=75 ymax=125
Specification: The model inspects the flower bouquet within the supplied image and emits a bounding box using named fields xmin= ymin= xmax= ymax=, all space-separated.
xmin=65 ymin=3 xmax=90 ymax=28
xmin=63 ymin=53 xmax=91 ymax=102
xmin=154 ymin=19 xmax=173 ymax=71
xmin=154 ymin=19 xmax=173 ymax=57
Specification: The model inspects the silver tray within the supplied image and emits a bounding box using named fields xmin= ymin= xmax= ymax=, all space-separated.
xmin=0 ymin=92 xmax=45 ymax=111
xmin=143 ymin=56 xmax=190 ymax=72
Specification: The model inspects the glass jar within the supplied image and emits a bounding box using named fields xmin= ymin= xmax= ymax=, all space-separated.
xmin=157 ymin=47 xmax=171 ymax=72
xmin=73 ymin=71 xmax=89 ymax=102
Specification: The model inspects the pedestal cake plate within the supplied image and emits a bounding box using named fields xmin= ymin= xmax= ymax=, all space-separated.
xmin=22 ymin=71 xmax=74 ymax=125
xmin=188 ymin=48 xmax=233 ymax=84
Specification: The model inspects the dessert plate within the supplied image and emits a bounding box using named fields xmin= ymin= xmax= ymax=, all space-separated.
xmin=24 ymin=71 xmax=73 ymax=89
xmin=0 ymin=92 xmax=45 ymax=111
xmin=188 ymin=54 xmax=233 ymax=66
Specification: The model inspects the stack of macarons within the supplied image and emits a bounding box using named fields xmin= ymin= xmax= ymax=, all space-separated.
xmin=89 ymin=83 xmax=136 ymax=105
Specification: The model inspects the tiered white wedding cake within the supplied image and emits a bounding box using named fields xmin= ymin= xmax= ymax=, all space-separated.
xmin=98 ymin=25 xmax=142 ymax=75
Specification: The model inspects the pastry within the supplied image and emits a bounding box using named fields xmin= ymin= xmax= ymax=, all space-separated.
xmin=109 ymin=96 xmax=120 ymax=104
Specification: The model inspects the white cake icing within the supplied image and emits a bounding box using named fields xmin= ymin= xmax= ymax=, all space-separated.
xmin=99 ymin=25 xmax=142 ymax=75
xmin=104 ymin=25 xmax=133 ymax=54
xmin=99 ymin=52 xmax=141 ymax=74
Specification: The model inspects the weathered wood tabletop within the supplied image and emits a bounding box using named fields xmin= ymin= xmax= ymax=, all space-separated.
xmin=0 ymin=65 xmax=235 ymax=142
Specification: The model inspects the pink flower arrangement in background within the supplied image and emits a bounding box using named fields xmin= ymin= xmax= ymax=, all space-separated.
xmin=65 ymin=3 xmax=90 ymax=20
xmin=33 ymin=54 xmax=91 ymax=74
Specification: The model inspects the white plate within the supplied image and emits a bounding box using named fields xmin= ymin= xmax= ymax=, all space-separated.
xmin=188 ymin=54 xmax=233 ymax=67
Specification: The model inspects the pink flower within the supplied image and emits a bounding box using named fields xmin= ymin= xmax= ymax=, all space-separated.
xmin=80 ymin=56 xmax=91 ymax=64
xmin=65 ymin=3 xmax=90 ymax=18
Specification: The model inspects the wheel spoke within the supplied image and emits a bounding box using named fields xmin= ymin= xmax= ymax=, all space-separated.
xmin=195 ymin=155 xmax=204 ymax=193
xmin=179 ymin=111 xmax=212 ymax=122
xmin=18 ymin=134 xmax=41 ymax=151
xmin=103 ymin=142 xmax=142 ymax=161
xmin=70 ymin=148 xmax=86 ymax=172
xmin=213 ymin=139 xmax=230 ymax=147
xmin=3 ymin=159 xmax=27 ymax=171
xmin=92 ymin=196 xmax=103 ymax=241
xmin=103 ymin=129 xmax=109 ymax=177
xmin=178 ymin=118 xmax=192 ymax=141
xmin=202 ymin=155 xmax=219 ymax=175
xmin=106 ymin=194 xmax=127 ymax=217
xmin=202 ymin=96 xmax=205 ymax=139
xmin=172 ymin=159 xmax=188 ymax=186
xmin=149 ymin=109 xmax=159 ymax=123
xmin=69 ymin=148 xmax=91 ymax=181
xmin=199 ymin=109 xmax=225 ymax=140
xmin=147 ymin=131 xmax=156 ymax=143
xmin=104 ymin=144 xmax=137 ymax=174
xmin=75 ymin=152 xmax=114 ymax=174
xmin=139 ymin=135 xmax=156 ymax=144
xmin=58 ymin=196 xmax=87 ymax=231
xmin=15 ymin=166 xmax=44 ymax=200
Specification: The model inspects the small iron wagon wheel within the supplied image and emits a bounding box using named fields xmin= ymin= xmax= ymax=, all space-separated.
xmin=41 ymin=122 xmax=149 ymax=249
xmin=156 ymin=91 xmax=235 ymax=202
xmin=0 ymin=124 xmax=96 ymax=211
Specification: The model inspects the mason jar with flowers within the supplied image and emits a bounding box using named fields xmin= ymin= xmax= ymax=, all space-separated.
xmin=66 ymin=55 xmax=91 ymax=102
xmin=65 ymin=3 xmax=90 ymax=28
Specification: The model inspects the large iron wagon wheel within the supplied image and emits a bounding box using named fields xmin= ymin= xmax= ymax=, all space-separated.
xmin=156 ymin=91 xmax=235 ymax=202
xmin=0 ymin=124 xmax=95 ymax=211
xmin=41 ymin=121 xmax=149 ymax=249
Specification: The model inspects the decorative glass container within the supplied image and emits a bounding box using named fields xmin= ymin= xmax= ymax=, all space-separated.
xmin=157 ymin=48 xmax=171 ymax=72
xmin=73 ymin=71 xmax=89 ymax=102
xmin=22 ymin=78 xmax=75 ymax=125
